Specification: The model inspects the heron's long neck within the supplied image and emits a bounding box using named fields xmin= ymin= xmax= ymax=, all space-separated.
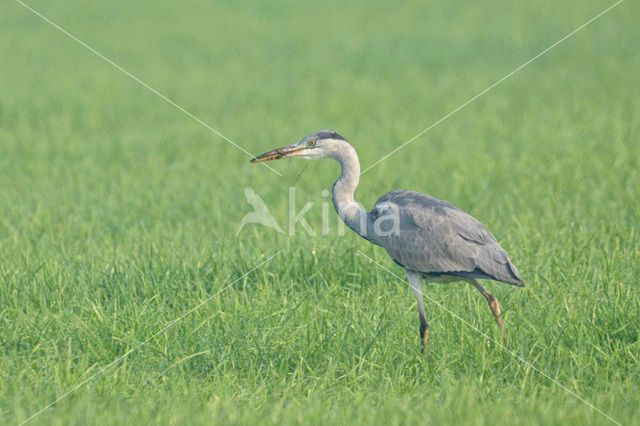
xmin=331 ymin=143 xmax=371 ymax=241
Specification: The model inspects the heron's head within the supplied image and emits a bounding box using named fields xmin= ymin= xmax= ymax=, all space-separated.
xmin=251 ymin=130 xmax=348 ymax=163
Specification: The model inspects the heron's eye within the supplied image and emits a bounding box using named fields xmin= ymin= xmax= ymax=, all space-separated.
xmin=309 ymin=139 xmax=316 ymax=146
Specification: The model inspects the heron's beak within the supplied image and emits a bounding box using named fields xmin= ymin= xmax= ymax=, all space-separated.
xmin=250 ymin=143 xmax=307 ymax=163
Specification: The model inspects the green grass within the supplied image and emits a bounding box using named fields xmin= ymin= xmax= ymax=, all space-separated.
xmin=1 ymin=0 xmax=639 ymax=424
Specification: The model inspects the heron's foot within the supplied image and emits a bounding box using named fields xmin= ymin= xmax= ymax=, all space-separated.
xmin=468 ymin=279 xmax=511 ymax=350
xmin=494 ymin=316 xmax=510 ymax=349
xmin=488 ymin=298 xmax=510 ymax=349
xmin=420 ymin=328 xmax=430 ymax=353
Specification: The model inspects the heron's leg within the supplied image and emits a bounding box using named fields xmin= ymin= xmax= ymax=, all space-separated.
xmin=469 ymin=279 xmax=509 ymax=349
xmin=406 ymin=270 xmax=429 ymax=353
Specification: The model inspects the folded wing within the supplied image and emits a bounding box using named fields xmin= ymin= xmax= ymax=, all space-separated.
xmin=373 ymin=190 xmax=524 ymax=286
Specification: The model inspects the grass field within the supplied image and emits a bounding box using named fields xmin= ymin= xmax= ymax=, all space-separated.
xmin=1 ymin=0 xmax=639 ymax=424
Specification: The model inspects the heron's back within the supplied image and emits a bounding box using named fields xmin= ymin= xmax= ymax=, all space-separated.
xmin=373 ymin=190 xmax=524 ymax=286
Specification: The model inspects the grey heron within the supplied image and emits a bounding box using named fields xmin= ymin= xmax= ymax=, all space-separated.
xmin=251 ymin=130 xmax=524 ymax=352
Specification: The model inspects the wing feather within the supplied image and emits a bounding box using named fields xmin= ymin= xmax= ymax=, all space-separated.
xmin=373 ymin=190 xmax=523 ymax=285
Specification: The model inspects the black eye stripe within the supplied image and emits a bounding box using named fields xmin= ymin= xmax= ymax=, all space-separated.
xmin=314 ymin=130 xmax=346 ymax=141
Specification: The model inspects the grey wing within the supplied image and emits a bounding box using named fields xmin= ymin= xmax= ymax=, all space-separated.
xmin=374 ymin=190 xmax=524 ymax=286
